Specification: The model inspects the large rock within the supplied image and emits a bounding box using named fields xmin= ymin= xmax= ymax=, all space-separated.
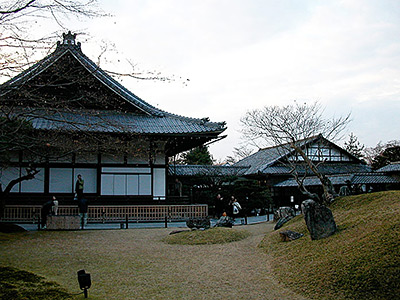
xmin=186 ymin=218 xmax=211 ymax=230
xmin=274 ymin=215 xmax=292 ymax=230
xmin=301 ymin=199 xmax=336 ymax=240
xmin=274 ymin=206 xmax=295 ymax=222
xmin=214 ymin=216 xmax=234 ymax=228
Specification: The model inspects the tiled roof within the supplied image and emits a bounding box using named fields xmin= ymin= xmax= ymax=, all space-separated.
xmin=169 ymin=165 xmax=249 ymax=176
xmin=23 ymin=109 xmax=224 ymax=134
xmin=0 ymin=32 xmax=226 ymax=136
xmin=257 ymin=163 xmax=371 ymax=175
xmin=234 ymin=146 xmax=285 ymax=174
xmin=274 ymin=172 xmax=399 ymax=187
xmin=234 ymin=135 xmax=367 ymax=176
xmin=376 ymin=162 xmax=400 ymax=173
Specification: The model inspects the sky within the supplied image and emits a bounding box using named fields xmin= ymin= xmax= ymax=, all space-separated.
xmin=35 ymin=0 xmax=400 ymax=161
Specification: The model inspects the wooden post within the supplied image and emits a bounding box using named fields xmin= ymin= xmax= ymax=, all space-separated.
xmin=37 ymin=215 xmax=41 ymax=230
xmin=165 ymin=216 xmax=168 ymax=228
xmin=125 ymin=215 xmax=129 ymax=229
xmin=245 ymin=215 xmax=248 ymax=225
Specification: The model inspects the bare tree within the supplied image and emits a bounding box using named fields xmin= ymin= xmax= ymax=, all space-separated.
xmin=0 ymin=0 xmax=103 ymax=78
xmin=364 ymin=140 xmax=400 ymax=169
xmin=225 ymin=145 xmax=254 ymax=165
xmin=240 ymin=101 xmax=351 ymax=205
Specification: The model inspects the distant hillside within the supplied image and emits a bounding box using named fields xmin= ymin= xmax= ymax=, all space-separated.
xmin=260 ymin=191 xmax=400 ymax=300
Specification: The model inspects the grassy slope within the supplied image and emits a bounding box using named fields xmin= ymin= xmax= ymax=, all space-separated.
xmin=260 ymin=191 xmax=400 ymax=300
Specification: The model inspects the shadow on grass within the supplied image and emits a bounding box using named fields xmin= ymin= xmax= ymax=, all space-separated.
xmin=0 ymin=266 xmax=73 ymax=300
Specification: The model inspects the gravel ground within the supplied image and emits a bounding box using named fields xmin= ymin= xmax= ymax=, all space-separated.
xmin=0 ymin=222 xmax=307 ymax=300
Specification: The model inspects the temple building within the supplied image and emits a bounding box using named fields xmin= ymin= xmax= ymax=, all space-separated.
xmin=0 ymin=32 xmax=226 ymax=205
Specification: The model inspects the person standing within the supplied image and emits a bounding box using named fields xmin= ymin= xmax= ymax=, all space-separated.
xmin=75 ymin=174 xmax=84 ymax=201
xmin=174 ymin=178 xmax=182 ymax=197
xmin=232 ymin=198 xmax=242 ymax=218
xmin=41 ymin=198 xmax=55 ymax=229
xmin=215 ymin=193 xmax=224 ymax=218
xmin=78 ymin=197 xmax=88 ymax=229
xmin=52 ymin=196 xmax=59 ymax=216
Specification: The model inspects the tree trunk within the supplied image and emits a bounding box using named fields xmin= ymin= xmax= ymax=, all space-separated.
xmin=291 ymin=143 xmax=334 ymax=205
xmin=0 ymin=168 xmax=40 ymax=218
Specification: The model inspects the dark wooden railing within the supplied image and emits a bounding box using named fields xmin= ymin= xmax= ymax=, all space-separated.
xmin=2 ymin=204 xmax=208 ymax=223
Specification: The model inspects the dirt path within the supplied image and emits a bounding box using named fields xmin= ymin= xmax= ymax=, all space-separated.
xmin=154 ymin=222 xmax=308 ymax=300
xmin=0 ymin=222 xmax=308 ymax=300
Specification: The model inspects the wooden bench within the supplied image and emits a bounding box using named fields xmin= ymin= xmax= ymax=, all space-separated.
xmin=47 ymin=215 xmax=80 ymax=230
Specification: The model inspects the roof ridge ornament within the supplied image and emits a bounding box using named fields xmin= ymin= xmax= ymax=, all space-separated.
xmin=56 ymin=31 xmax=82 ymax=51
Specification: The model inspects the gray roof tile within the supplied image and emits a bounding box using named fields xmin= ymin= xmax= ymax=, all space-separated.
xmin=0 ymin=33 xmax=226 ymax=137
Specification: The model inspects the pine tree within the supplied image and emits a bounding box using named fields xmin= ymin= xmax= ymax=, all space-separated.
xmin=181 ymin=146 xmax=214 ymax=165
xmin=344 ymin=133 xmax=365 ymax=159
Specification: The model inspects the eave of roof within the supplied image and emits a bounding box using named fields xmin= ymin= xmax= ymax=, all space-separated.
xmin=169 ymin=165 xmax=249 ymax=176
xmin=24 ymin=108 xmax=225 ymax=135
xmin=274 ymin=172 xmax=399 ymax=187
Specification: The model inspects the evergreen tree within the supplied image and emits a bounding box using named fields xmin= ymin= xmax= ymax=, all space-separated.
xmin=344 ymin=133 xmax=365 ymax=159
xmin=181 ymin=146 xmax=214 ymax=165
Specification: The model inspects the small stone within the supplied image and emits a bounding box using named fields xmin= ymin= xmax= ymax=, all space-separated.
xmin=279 ymin=230 xmax=304 ymax=242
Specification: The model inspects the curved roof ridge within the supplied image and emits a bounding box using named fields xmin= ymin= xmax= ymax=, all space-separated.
xmin=66 ymin=46 xmax=164 ymax=117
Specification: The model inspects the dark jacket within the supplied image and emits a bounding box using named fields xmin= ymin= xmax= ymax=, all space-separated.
xmin=78 ymin=198 xmax=88 ymax=214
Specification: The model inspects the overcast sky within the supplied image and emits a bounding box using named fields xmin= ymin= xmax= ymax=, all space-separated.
xmin=52 ymin=1 xmax=400 ymax=160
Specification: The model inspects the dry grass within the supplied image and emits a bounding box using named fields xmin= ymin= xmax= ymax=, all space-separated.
xmin=259 ymin=191 xmax=400 ymax=300
xmin=0 ymin=266 xmax=72 ymax=300
xmin=0 ymin=223 xmax=306 ymax=300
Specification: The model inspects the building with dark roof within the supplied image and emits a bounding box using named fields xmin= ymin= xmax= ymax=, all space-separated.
xmin=232 ymin=135 xmax=388 ymax=206
xmin=0 ymin=32 xmax=226 ymax=205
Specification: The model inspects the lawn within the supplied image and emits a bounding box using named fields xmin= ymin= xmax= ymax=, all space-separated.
xmin=260 ymin=190 xmax=400 ymax=300
xmin=0 ymin=222 xmax=305 ymax=300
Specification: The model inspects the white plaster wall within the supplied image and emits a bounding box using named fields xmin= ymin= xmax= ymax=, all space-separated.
xmin=153 ymin=168 xmax=166 ymax=198
xmin=49 ymin=168 xmax=73 ymax=193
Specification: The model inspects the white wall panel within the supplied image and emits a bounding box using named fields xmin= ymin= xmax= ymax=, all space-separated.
xmin=102 ymin=167 xmax=150 ymax=174
xmin=101 ymin=174 xmax=114 ymax=195
xmin=50 ymin=168 xmax=73 ymax=193
xmin=139 ymin=175 xmax=151 ymax=195
xmin=153 ymin=168 xmax=166 ymax=197
xmin=127 ymin=175 xmax=139 ymax=195
xmin=113 ymin=174 xmax=126 ymax=195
